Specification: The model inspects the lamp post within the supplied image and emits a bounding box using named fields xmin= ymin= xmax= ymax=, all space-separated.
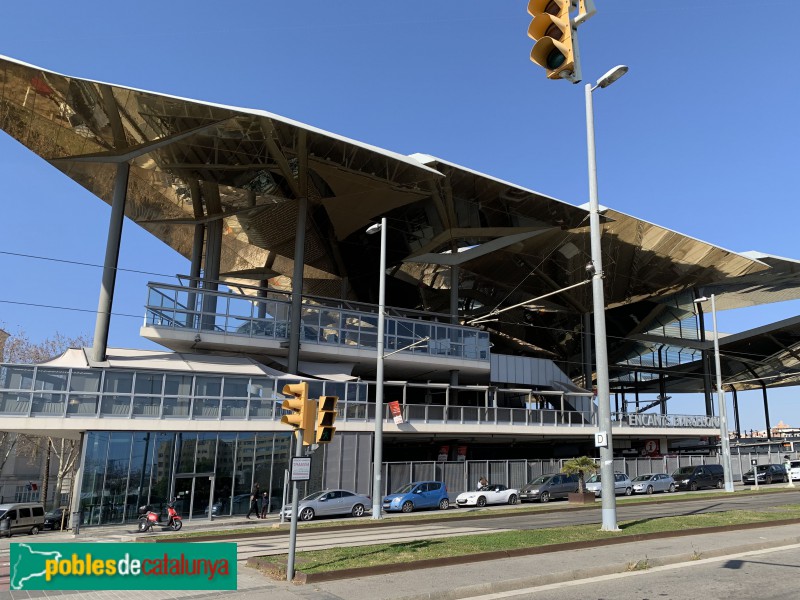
xmin=586 ymin=65 xmax=628 ymax=531
xmin=366 ymin=218 xmax=387 ymax=519
xmin=694 ymin=294 xmax=735 ymax=492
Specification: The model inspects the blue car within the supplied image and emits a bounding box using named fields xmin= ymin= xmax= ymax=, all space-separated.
xmin=382 ymin=481 xmax=450 ymax=513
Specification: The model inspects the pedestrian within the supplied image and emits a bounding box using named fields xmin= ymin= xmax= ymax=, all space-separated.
xmin=246 ymin=493 xmax=259 ymax=519
xmin=477 ymin=476 xmax=488 ymax=490
xmin=260 ymin=492 xmax=269 ymax=519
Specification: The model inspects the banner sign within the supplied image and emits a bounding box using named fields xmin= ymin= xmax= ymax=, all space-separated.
xmin=626 ymin=414 xmax=720 ymax=428
xmin=9 ymin=543 xmax=237 ymax=591
xmin=388 ymin=401 xmax=403 ymax=424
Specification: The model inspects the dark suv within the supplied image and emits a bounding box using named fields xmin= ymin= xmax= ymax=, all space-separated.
xmin=671 ymin=464 xmax=724 ymax=490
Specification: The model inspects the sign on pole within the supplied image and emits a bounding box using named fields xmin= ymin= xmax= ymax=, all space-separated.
xmin=290 ymin=456 xmax=311 ymax=481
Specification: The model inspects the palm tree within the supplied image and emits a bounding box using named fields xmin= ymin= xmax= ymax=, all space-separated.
xmin=562 ymin=456 xmax=598 ymax=494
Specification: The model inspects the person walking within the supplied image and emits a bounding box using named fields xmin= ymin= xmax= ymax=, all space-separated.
xmin=246 ymin=493 xmax=259 ymax=519
xmin=260 ymin=492 xmax=269 ymax=519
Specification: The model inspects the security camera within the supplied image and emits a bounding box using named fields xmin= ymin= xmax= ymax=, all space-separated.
xmin=194 ymin=334 xmax=201 ymax=343
xmin=585 ymin=262 xmax=596 ymax=275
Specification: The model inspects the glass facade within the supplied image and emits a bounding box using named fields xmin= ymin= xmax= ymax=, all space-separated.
xmin=76 ymin=430 xmax=315 ymax=526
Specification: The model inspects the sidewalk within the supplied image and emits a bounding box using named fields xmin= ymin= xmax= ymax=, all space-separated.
xmin=298 ymin=522 xmax=800 ymax=600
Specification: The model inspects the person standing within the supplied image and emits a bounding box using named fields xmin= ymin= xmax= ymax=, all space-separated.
xmin=246 ymin=493 xmax=259 ymax=519
xmin=260 ymin=492 xmax=269 ymax=519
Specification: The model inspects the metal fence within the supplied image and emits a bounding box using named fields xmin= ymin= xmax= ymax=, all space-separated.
xmin=376 ymin=450 xmax=799 ymax=498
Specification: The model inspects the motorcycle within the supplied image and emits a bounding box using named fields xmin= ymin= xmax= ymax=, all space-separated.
xmin=137 ymin=502 xmax=182 ymax=532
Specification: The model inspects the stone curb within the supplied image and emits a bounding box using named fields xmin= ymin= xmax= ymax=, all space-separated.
xmin=246 ymin=518 xmax=800 ymax=585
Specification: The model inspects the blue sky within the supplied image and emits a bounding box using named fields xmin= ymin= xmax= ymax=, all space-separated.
xmin=0 ymin=1 xmax=798 ymax=432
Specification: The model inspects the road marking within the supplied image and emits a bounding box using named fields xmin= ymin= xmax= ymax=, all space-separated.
xmin=457 ymin=542 xmax=800 ymax=599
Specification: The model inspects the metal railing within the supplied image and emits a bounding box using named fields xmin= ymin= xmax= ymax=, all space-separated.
xmin=144 ymin=281 xmax=491 ymax=362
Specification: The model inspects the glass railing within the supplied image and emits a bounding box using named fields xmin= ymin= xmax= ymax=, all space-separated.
xmin=0 ymin=363 xmax=720 ymax=430
xmin=144 ymin=282 xmax=491 ymax=362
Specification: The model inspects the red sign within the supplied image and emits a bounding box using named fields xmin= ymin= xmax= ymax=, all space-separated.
xmin=437 ymin=445 xmax=450 ymax=462
xmin=642 ymin=439 xmax=661 ymax=457
xmin=388 ymin=400 xmax=403 ymax=424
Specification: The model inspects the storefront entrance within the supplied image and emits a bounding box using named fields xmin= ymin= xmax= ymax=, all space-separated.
xmin=174 ymin=474 xmax=214 ymax=520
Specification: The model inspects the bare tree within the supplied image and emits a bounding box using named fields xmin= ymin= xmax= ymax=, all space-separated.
xmin=1 ymin=329 xmax=90 ymax=507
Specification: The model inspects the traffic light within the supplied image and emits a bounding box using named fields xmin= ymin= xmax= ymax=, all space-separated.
xmin=527 ymin=0 xmax=581 ymax=83
xmin=281 ymin=382 xmax=316 ymax=445
xmin=315 ymin=395 xmax=338 ymax=444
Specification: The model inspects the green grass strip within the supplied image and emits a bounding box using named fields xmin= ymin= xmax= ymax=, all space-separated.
xmin=269 ymin=504 xmax=800 ymax=574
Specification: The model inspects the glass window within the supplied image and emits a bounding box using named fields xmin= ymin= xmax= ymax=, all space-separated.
xmin=104 ymin=372 xmax=133 ymax=394
xmin=193 ymin=398 xmax=220 ymax=419
xmin=164 ymin=374 xmax=192 ymax=396
xmin=249 ymin=378 xmax=274 ymax=399
xmin=70 ymin=371 xmax=101 ymax=393
xmin=100 ymin=395 xmax=131 ymax=417
xmin=162 ymin=396 xmax=190 ymax=417
xmin=134 ymin=373 xmax=163 ymax=395
xmin=0 ymin=366 xmax=34 ymax=390
xmin=177 ymin=433 xmax=197 ymax=473
xmin=19 ymin=508 xmax=31 ymax=518
xmin=195 ymin=376 xmax=221 ymax=397
xmin=32 ymin=506 xmax=44 ymax=517
xmin=223 ymin=378 xmax=249 ymax=398
xmin=132 ymin=396 xmax=161 ymax=417
xmin=31 ymin=393 xmax=65 ymax=415
xmin=66 ymin=394 xmax=99 ymax=416
xmin=34 ymin=369 xmax=68 ymax=391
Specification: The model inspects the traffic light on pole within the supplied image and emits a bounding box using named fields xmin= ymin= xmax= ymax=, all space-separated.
xmin=315 ymin=395 xmax=338 ymax=444
xmin=281 ymin=382 xmax=316 ymax=445
xmin=527 ymin=0 xmax=581 ymax=83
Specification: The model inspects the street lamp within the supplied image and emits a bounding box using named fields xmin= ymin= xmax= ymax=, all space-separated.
xmin=586 ymin=64 xmax=628 ymax=531
xmin=694 ymin=294 xmax=735 ymax=492
xmin=366 ymin=218 xmax=387 ymax=519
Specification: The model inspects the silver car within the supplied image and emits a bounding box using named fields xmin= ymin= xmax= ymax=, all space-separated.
xmin=282 ymin=489 xmax=371 ymax=521
xmin=631 ymin=473 xmax=676 ymax=494
xmin=585 ymin=472 xmax=633 ymax=497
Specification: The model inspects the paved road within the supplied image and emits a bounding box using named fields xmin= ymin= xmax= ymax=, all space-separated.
xmin=460 ymin=542 xmax=800 ymax=599
xmin=233 ymin=487 xmax=800 ymax=558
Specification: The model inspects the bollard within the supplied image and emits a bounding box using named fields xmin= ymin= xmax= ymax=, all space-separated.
xmin=72 ymin=512 xmax=81 ymax=535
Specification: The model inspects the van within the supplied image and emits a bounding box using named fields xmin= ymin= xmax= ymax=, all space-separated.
xmin=671 ymin=464 xmax=724 ymax=491
xmin=0 ymin=502 xmax=46 ymax=537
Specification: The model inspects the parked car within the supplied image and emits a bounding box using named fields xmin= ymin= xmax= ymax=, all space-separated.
xmin=282 ymin=489 xmax=372 ymax=521
xmin=519 ymin=473 xmax=580 ymax=503
xmin=456 ymin=484 xmax=519 ymax=507
xmin=671 ymin=464 xmax=724 ymax=491
xmin=743 ymin=464 xmax=789 ymax=485
xmin=585 ymin=472 xmax=633 ymax=497
xmin=42 ymin=507 xmax=70 ymax=530
xmin=631 ymin=473 xmax=676 ymax=495
xmin=788 ymin=460 xmax=800 ymax=482
xmin=383 ymin=481 xmax=449 ymax=513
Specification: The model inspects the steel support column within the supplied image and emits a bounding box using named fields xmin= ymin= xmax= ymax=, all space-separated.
xmin=91 ymin=161 xmax=130 ymax=363
xmin=730 ymin=385 xmax=741 ymax=438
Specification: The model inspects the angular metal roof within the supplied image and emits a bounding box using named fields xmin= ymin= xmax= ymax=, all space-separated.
xmin=1 ymin=54 xmax=799 ymax=387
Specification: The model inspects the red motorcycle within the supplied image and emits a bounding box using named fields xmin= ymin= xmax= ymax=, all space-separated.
xmin=137 ymin=502 xmax=182 ymax=532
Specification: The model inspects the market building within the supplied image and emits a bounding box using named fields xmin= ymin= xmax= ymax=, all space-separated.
xmin=1 ymin=55 xmax=799 ymax=524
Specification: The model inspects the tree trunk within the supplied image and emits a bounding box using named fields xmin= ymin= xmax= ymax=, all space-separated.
xmin=41 ymin=439 xmax=52 ymax=509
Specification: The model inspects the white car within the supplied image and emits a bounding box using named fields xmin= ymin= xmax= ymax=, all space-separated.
xmin=455 ymin=484 xmax=518 ymax=508
xmin=789 ymin=460 xmax=800 ymax=482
